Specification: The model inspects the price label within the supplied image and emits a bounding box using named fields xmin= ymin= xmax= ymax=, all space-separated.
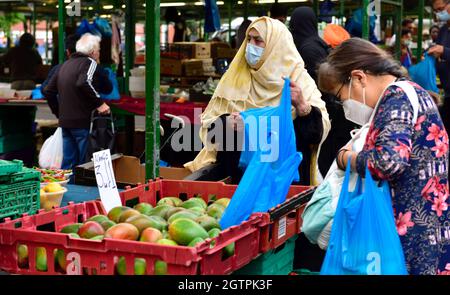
xmin=93 ymin=149 xmax=121 ymax=213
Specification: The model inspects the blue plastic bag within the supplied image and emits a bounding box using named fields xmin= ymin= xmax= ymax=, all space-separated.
xmin=94 ymin=18 xmax=113 ymax=38
xmin=219 ymin=79 xmax=302 ymax=229
xmin=409 ymin=53 xmax=440 ymax=93
xmin=76 ymin=19 xmax=101 ymax=37
xmin=32 ymin=86 xmax=44 ymax=100
xmin=204 ymin=0 xmax=221 ymax=33
xmin=346 ymin=9 xmax=379 ymax=44
xmin=100 ymin=68 xmax=120 ymax=100
xmin=320 ymin=159 xmax=408 ymax=275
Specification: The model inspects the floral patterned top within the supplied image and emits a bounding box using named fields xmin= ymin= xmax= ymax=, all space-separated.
xmin=356 ymin=80 xmax=450 ymax=275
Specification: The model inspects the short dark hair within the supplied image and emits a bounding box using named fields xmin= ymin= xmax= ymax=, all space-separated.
xmin=270 ymin=3 xmax=288 ymax=18
xmin=19 ymin=33 xmax=35 ymax=49
xmin=401 ymin=29 xmax=412 ymax=37
xmin=402 ymin=19 xmax=414 ymax=27
xmin=430 ymin=25 xmax=440 ymax=34
xmin=65 ymin=34 xmax=80 ymax=55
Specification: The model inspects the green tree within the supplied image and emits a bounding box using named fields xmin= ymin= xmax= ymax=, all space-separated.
xmin=0 ymin=12 xmax=26 ymax=48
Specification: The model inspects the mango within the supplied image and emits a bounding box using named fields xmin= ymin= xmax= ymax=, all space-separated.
xmin=196 ymin=215 xmax=221 ymax=232
xmin=118 ymin=209 xmax=141 ymax=223
xmin=134 ymin=202 xmax=153 ymax=216
xmin=128 ymin=215 xmax=169 ymax=232
xmin=77 ymin=221 xmax=105 ymax=239
xmin=44 ymin=182 xmax=63 ymax=193
xmin=60 ymin=223 xmax=83 ymax=234
xmin=134 ymin=258 xmax=147 ymax=275
xmin=36 ymin=247 xmax=48 ymax=272
xmin=165 ymin=207 xmax=186 ymax=219
xmin=17 ymin=244 xmax=28 ymax=268
xmin=90 ymin=235 xmax=104 ymax=241
xmin=140 ymin=227 xmax=163 ymax=243
xmin=181 ymin=198 xmax=207 ymax=210
xmin=154 ymin=260 xmax=167 ymax=275
xmin=208 ymin=228 xmax=221 ymax=238
xmin=208 ymin=228 xmax=221 ymax=248
xmin=207 ymin=204 xmax=225 ymax=220
xmin=157 ymin=197 xmax=183 ymax=207
xmin=54 ymin=249 xmax=66 ymax=271
xmin=148 ymin=205 xmax=173 ymax=219
xmin=105 ymin=223 xmax=139 ymax=241
xmin=68 ymin=233 xmax=80 ymax=239
xmin=107 ymin=206 xmax=131 ymax=223
xmin=169 ymin=218 xmax=209 ymax=246
xmin=188 ymin=207 xmax=206 ymax=216
xmin=167 ymin=211 xmax=198 ymax=224
xmin=223 ymin=242 xmax=235 ymax=259
xmin=156 ymin=239 xmax=178 ymax=246
xmin=188 ymin=237 xmax=205 ymax=247
xmin=86 ymin=215 xmax=109 ymax=224
xmin=100 ymin=220 xmax=116 ymax=231
xmin=116 ymin=257 xmax=147 ymax=275
xmin=125 ymin=214 xmax=155 ymax=234
xmin=214 ymin=198 xmax=230 ymax=208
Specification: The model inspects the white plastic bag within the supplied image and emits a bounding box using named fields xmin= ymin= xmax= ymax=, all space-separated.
xmin=39 ymin=127 xmax=63 ymax=169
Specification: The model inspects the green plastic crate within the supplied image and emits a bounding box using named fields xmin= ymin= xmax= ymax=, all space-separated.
xmin=0 ymin=167 xmax=40 ymax=222
xmin=233 ymin=235 xmax=298 ymax=275
xmin=0 ymin=160 xmax=23 ymax=176
xmin=0 ymin=133 xmax=34 ymax=154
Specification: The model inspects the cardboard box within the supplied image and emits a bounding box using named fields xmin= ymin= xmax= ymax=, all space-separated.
xmin=160 ymin=58 xmax=183 ymax=76
xmin=74 ymin=154 xmax=192 ymax=188
xmin=216 ymin=47 xmax=238 ymax=59
xmin=211 ymin=42 xmax=232 ymax=59
xmin=172 ymin=42 xmax=211 ymax=59
xmin=183 ymin=59 xmax=205 ymax=76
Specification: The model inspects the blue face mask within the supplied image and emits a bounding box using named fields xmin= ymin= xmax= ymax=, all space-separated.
xmin=437 ymin=9 xmax=450 ymax=22
xmin=245 ymin=43 xmax=264 ymax=67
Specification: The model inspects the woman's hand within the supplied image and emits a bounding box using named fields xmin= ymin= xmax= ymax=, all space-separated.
xmin=228 ymin=112 xmax=244 ymax=132
xmin=337 ymin=143 xmax=358 ymax=171
xmin=289 ymin=80 xmax=311 ymax=116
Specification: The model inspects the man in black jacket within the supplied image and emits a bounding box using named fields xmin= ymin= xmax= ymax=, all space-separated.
xmin=42 ymin=34 xmax=80 ymax=118
xmin=43 ymin=33 xmax=112 ymax=170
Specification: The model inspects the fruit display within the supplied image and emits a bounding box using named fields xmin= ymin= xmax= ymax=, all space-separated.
xmin=34 ymin=167 xmax=72 ymax=184
xmin=40 ymin=183 xmax=68 ymax=211
xmin=56 ymin=196 xmax=230 ymax=247
xmin=46 ymin=196 xmax=232 ymax=274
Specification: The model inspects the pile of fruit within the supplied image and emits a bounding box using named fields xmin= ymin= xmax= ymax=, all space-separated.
xmin=34 ymin=167 xmax=72 ymax=184
xmin=18 ymin=196 xmax=232 ymax=275
xmin=40 ymin=182 xmax=65 ymax=195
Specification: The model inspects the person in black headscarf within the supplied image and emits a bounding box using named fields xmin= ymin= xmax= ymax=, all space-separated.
xmin=290 ymin=7 xmax=356 ymax=178
xmin=289 ymin=7 xmax=356 ymax=273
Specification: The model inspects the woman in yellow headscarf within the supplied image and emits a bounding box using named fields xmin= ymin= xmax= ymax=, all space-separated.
xmin=184 ymin=17 xmax=331 ymax=185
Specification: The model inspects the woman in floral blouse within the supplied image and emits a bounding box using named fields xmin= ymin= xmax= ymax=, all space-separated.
xmin=318 ymin=38 xmax=449 ymax=275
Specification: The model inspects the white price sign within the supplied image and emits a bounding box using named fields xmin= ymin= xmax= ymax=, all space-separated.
xmin=93 ymin=149 xmax=122 ymax=213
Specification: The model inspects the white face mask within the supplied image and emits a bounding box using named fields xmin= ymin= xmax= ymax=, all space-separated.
xmin=245 ymin=43 xmax=264 ymax=67
xmin=342 ymin=78 xmax=374 ymax=126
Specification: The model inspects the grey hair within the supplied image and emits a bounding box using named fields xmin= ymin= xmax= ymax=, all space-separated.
xmin=76 ymin=33 xmax=101 ymax=55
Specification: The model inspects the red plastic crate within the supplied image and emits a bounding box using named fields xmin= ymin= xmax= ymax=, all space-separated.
xmin=120 ymin=179 xmax=314 ymax=253
xmin=258 ymin=187 xmax=316 ymax=253
xmin=0 ymin=185 xmax=263 ymax=275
